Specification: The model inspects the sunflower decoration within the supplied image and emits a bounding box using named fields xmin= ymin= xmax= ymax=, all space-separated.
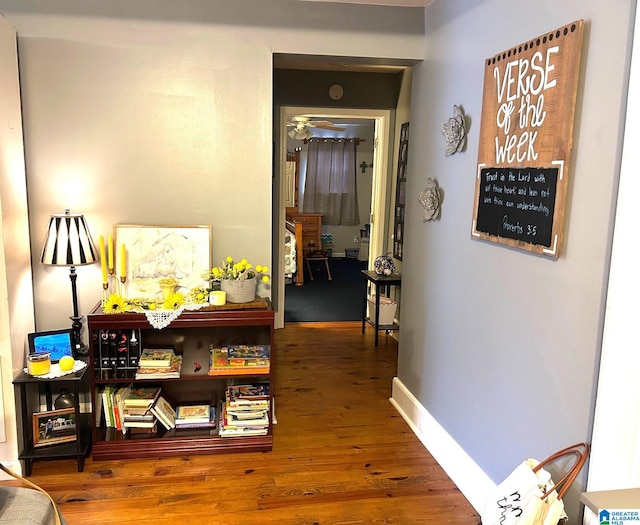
xmin=104 ymin=294 xmax=129 ymax=314
xmin=129 ymin=297 xmax=158 ymax=311
xmin=163 ymin=291 xmax=185 ymax=311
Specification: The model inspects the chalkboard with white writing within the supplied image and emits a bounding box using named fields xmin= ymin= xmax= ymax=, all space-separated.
xmin=475 ymin=167 xmax=558 ymax=247
xmin=471 ymin=20 xmax=584 ymax=258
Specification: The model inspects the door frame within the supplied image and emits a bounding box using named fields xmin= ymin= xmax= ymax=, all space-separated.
xmin=276 ymin=106 xmax=392 ymax=328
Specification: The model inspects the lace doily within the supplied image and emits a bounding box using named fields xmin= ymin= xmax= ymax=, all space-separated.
xmin=143 ymin=302 xmax=207 ymax=329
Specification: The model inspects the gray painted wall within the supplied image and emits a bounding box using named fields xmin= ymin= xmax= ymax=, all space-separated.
xmin=399 ymin=0 xmax=635 ymax=519
xmin=0 ymin=0 xmax=423 ymax=337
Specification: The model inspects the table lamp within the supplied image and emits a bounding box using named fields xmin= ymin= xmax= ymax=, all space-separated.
xmin=40 ymin=210 xmax=97 ymax=356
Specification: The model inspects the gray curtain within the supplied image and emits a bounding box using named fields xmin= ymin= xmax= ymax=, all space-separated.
xmin=302 ymin=138 xmax=359 ymax=226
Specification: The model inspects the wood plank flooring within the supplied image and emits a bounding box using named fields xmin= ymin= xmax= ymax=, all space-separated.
xmin=23 ymin=322 xmax=480 ymax=524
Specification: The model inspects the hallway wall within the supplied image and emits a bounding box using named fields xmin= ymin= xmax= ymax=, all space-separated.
xmin=396 ymin=0 xmax=635 ymax=519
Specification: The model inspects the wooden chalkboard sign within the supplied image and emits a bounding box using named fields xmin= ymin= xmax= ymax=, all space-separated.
xmin=471 ymin=20 xmax=584 ymax=258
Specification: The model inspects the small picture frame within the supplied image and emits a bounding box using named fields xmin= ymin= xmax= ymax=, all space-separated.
xmin=33 ymin=408 xmax=77 ymax=448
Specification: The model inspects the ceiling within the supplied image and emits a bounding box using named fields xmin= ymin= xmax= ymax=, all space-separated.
xmin=281 ymin=0 xmax=427 ymax=124
xmin=277 ymin=0 xmax=429 ymax=73
xmin=298 ymin=0 xmax=434 ymax=6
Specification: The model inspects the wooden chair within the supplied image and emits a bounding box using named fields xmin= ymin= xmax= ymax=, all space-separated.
xmin=304 ymin=250 xmax=332 ymax=281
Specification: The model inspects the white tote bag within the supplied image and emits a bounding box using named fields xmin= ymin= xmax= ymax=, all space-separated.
xmin=480 ymin=443 xmax=589 ymax=525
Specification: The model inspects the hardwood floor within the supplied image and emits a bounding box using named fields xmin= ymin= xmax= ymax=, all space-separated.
xmin=24 ymin=322 xmax=479 ymax=524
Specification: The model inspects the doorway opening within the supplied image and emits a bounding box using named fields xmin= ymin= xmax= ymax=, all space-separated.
xmin=275 ymin=106 xmax=392 ymax=328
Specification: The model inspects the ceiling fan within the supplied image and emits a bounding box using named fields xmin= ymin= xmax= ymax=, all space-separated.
xmin=287 ymin=116 xmax=346 ymax=140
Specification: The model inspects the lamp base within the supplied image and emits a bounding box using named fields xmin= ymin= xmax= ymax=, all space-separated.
xmin=74 ymin=342 xmax=89 ymax=358
xmin=70 ymin=314 xmax=89 ymax=357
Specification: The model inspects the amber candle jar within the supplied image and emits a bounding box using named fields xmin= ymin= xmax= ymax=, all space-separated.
xmin=27 ymin=352 xmax=51 ymax=376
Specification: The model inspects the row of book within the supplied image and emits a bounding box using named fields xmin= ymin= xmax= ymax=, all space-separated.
xmin=209 ymin=345 xmax=270 ymax=376
xmin=99 ymin=385 xmax=217 ymax=433
xmin=154 ymin=397 xmax=217 ymax=431
xmin=98 ymin=382 xmax=270 ymax=437
xmin=92 ymin=330 xmax=271 ymax=379
xmin=99 ymin=384 xmax=160 ymax=433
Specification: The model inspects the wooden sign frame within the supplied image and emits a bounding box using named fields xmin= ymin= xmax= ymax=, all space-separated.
xmin=471 ymin=20 xmax=584 ymax=258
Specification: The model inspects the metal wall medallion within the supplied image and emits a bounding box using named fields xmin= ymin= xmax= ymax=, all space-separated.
xmin=419 ymin=178 xmax=441 ymax=221
xmin=441 ymin=105 xmax=466 ymax=156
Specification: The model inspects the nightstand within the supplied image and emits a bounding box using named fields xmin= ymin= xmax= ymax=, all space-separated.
xmin=13 ymin=365 xmax=91 ymax=476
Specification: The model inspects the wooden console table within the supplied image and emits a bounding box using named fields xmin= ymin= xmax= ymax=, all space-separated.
xmin=361 ymin=270 xmax=401 ymax=346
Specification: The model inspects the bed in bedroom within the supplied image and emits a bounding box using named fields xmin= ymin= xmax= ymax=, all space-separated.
xmin=285 ymin=220 xmax=304 ymax=286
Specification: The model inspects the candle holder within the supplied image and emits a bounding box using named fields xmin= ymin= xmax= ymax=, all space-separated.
xmin=108 ymin=268 xmax=115 ymax=294
xmin=102 ymin=282 xmax=109 ymax=306
xmin=119 ymin=275 xmax=127 ymax=298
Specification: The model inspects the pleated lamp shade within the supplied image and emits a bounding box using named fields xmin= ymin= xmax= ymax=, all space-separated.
xmin=41 ymin=210 xmax=97 ymax=267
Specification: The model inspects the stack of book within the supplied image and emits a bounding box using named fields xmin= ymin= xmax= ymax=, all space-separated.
xmin=219 ymin=383 xmax=270 ymax=437
xmin=122 ymin=386 xmax=161 ymax=432
xmin=135 ymin=348 xmax=182 ymax=380
xmin=174 ymin=404 xmax=217 ymax=430
xmin=208 ymin=344 xmax=270 ymax=376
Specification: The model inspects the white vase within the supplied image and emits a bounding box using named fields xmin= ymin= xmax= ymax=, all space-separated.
xmin=220 ymin=277 xmax=256 ymax=303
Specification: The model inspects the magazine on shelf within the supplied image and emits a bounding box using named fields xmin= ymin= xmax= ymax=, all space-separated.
xmin=138 ymin=348 xmax=175 ymax=368
xmin=136 ymin=354 xmax=183 ymax=379
xmin=124 ymin=386 xmax=162 ymax=408
xmin=226 ymin=383 xmax=270 ymax=407
xmin=219 ymin=403 xmax=268 ymax=437
xmin=228 ymin=345 xmax=270 ymax=364
xmin=175 ymin=404 xmax=212 ymax=424
xmin=208 ymin=346 xmax=270 ymax=375
xmin=174 ymin=406 xmax=217 ymax=429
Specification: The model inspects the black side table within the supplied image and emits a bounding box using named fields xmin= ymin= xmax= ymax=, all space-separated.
xmin=361 ymin=270 xmax=402 ymax=346
xmin=13 ymin=365 xmax=91 ymax=476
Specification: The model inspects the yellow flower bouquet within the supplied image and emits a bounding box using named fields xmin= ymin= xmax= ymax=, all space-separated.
xmin=204 ymin=257 xmax=270 ymax=304
xmin=206 ymin=257 xmax=270 ymax=283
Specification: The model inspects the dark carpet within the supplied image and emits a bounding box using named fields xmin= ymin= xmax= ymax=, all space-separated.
xmin=284 ymin=258 xmax=367 ymax=322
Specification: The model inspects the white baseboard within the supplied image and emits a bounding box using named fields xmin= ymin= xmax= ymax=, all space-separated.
xmin=390 ymin=376 xmax=495 ymax=513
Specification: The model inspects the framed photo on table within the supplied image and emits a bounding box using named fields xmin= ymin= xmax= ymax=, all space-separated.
xmin=114 ymin=224 xmax=212 ymax=301
xmin=33 ymin=408 xmax=76 ymax=448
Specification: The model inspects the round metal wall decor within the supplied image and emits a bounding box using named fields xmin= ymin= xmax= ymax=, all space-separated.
xmin=419 ymin=178 xmax=441 ymax=221
xmin=441 ymin=104 xmax=467 ymax=156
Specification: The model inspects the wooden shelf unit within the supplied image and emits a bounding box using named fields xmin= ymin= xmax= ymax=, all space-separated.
xmin=87 ymin=301 xmax=274 ymax=461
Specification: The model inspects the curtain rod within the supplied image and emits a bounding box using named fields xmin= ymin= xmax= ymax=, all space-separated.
xmin=303 ymin=138 xmax=364 ymax=145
